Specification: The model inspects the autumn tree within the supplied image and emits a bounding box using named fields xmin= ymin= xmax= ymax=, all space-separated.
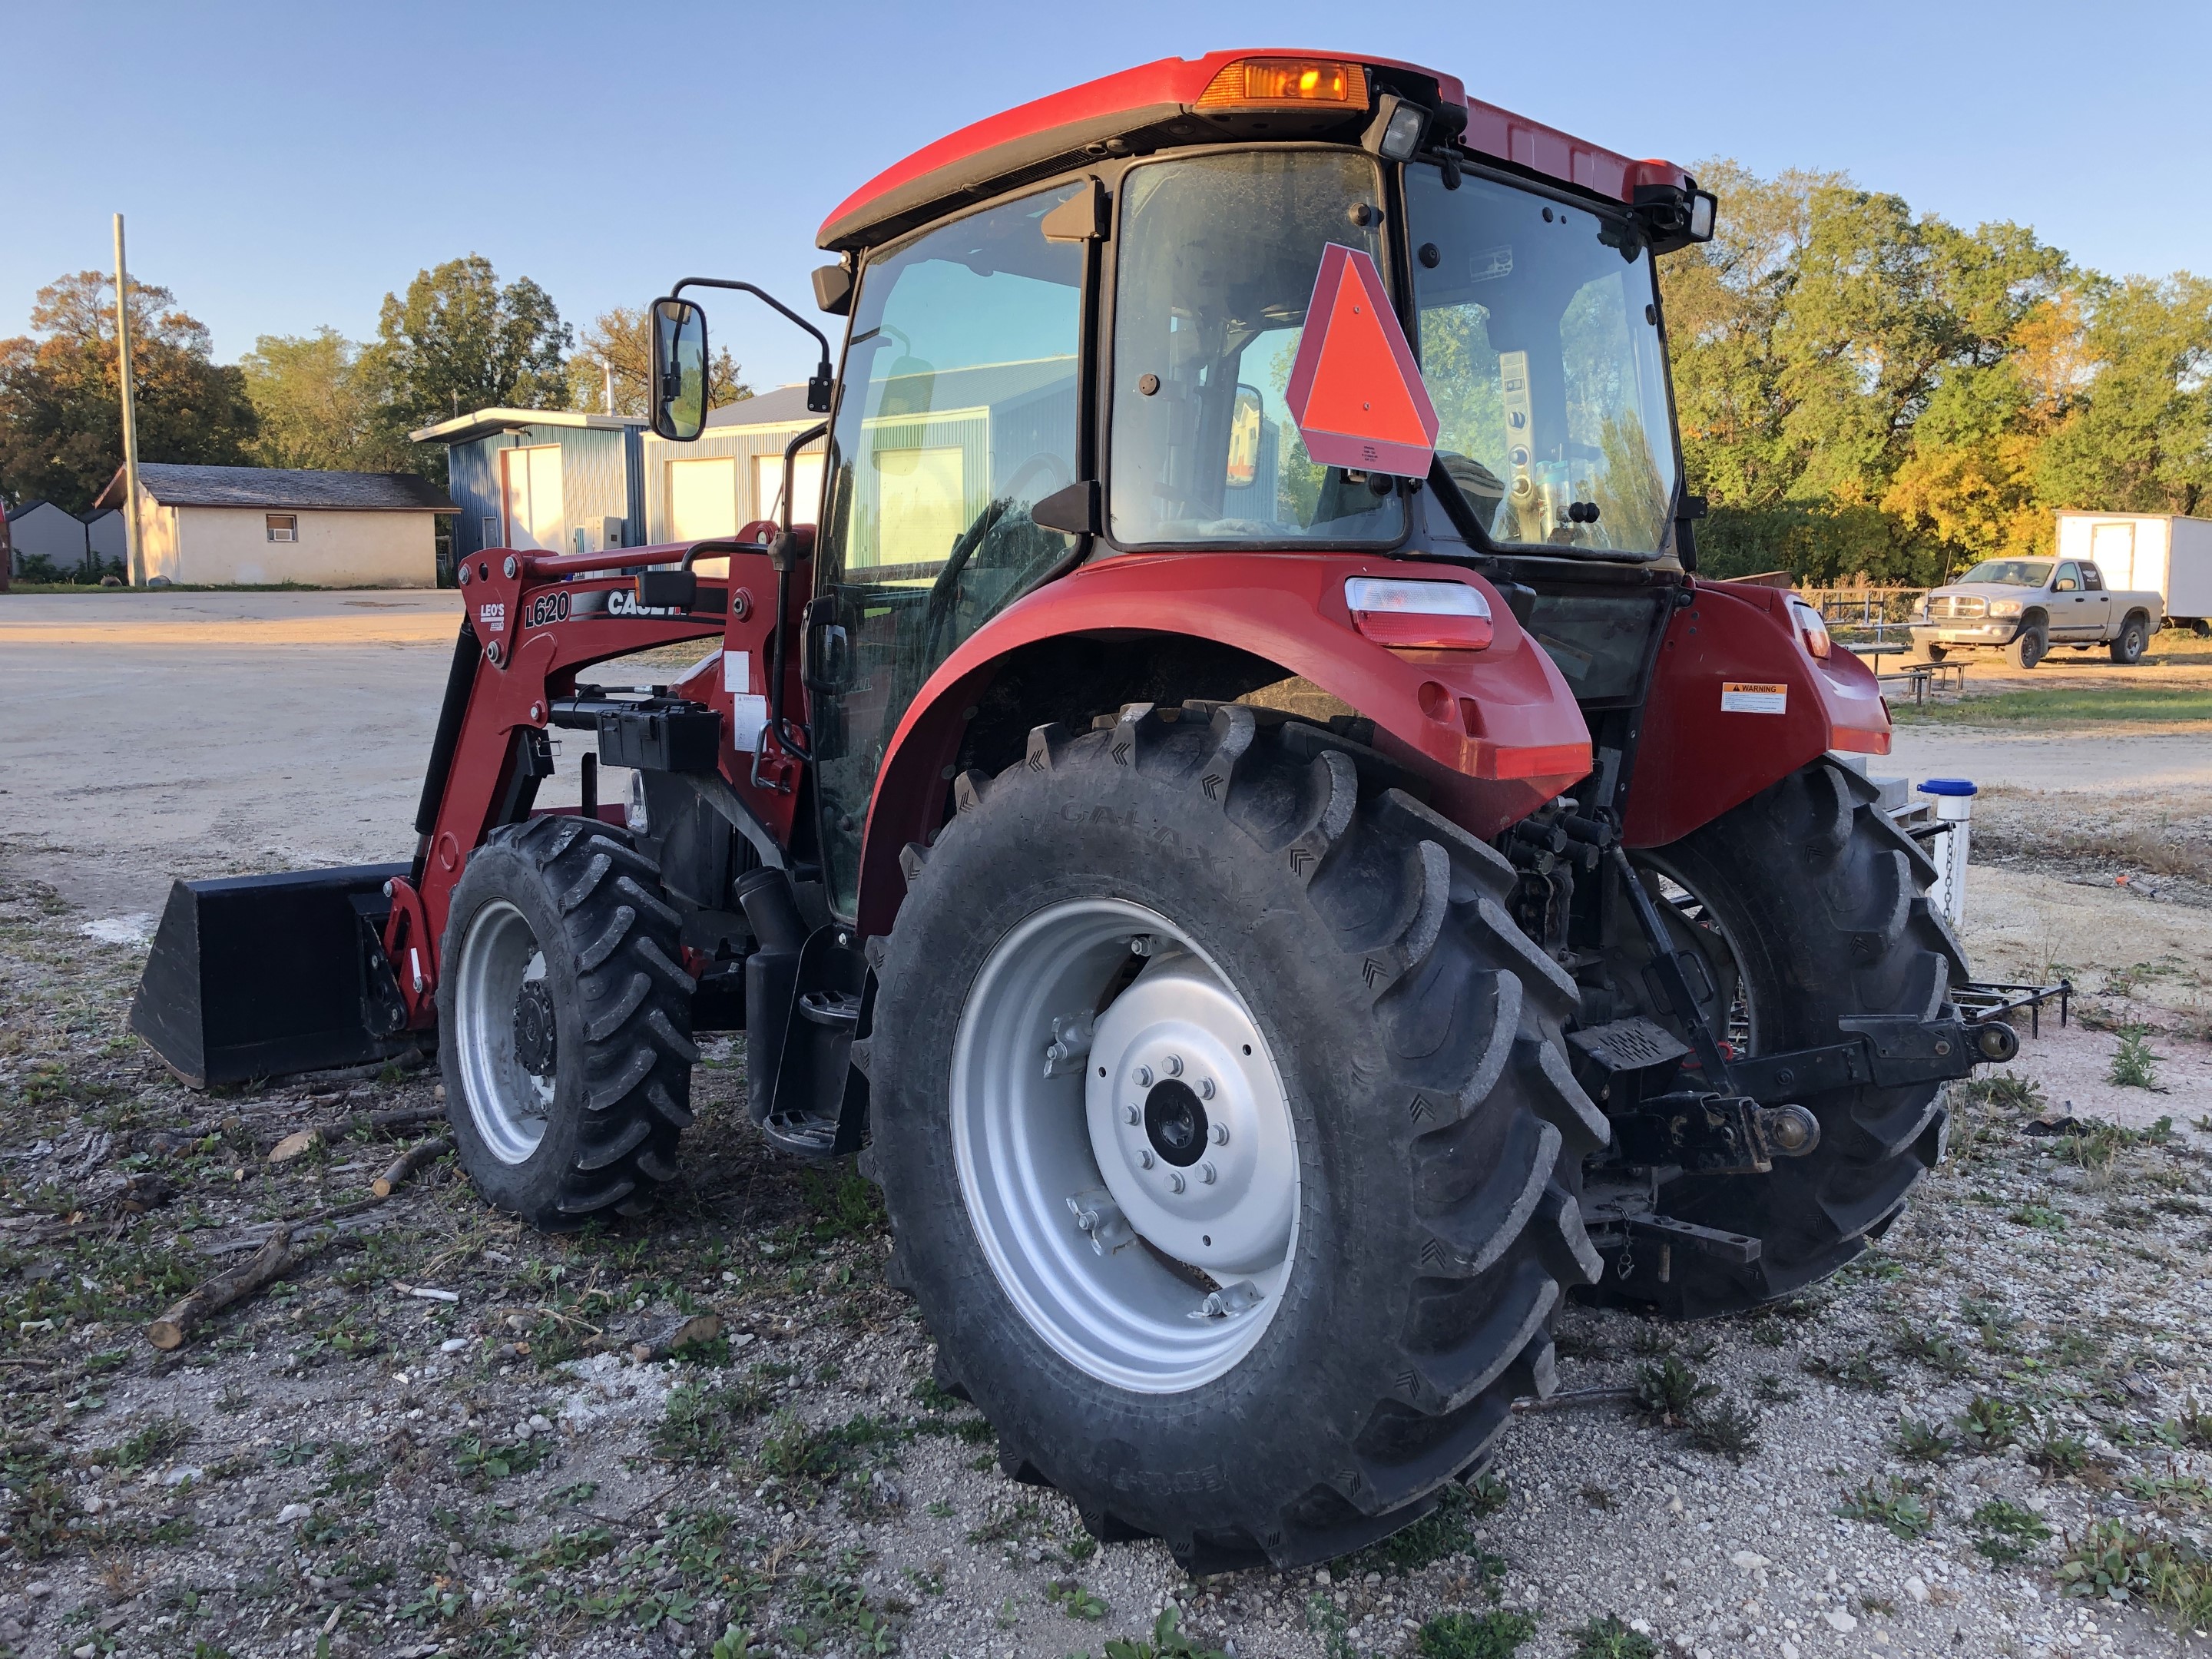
xmin=565 ymin=305 xmax=751 ymax=416
xmin=0 ymin=271 xmax=257 ymax=511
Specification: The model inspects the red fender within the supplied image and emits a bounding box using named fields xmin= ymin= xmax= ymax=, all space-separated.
xmin=856 ymin=551 xmax=1592 ymax=937
xmin=1623 ymin=579 xmax=1889 ymax=849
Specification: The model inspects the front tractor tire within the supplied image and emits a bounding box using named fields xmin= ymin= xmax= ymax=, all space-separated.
xmin=868 ymin=703 xmax=1606 ymax=1570
xmin=439 ymin=816 xmax=696 ymax=1230
xmin=1614 ymin=759 xmax=1969 ymax=1317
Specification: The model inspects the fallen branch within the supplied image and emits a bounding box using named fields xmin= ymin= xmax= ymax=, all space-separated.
xmin=373 ymin=1137 xmax=452 ymax=1198
xmin=1512 ymin=1386 xmax=1640 ymax=1414
xmin=194 ymin=1194 xmax=392 ymax=1257
xmin=269 ymin=1105 xmax=447 ymax=1164
xmin=631 ymin=1312 xmax=722 ymax=1363
xmin=148 ymin=1227 xmax=300 ymax=1349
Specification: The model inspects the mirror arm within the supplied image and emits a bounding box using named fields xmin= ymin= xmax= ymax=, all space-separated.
xmin=671 ymin=276 xmax=838 ymax=413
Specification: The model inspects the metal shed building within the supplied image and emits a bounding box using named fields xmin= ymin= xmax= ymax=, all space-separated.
xmin=409 ymin=409 xmax=647 ymax=567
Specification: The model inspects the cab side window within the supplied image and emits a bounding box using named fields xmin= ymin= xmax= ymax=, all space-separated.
xmin=2080 ymin=564 xmax=2104 ymax=591
xmin=2054 ymin=561 xmax=2081 ymax=593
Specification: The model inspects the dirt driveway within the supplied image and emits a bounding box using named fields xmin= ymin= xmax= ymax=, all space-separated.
xmin=1 ymin=592 xmax=2208 ymax=1659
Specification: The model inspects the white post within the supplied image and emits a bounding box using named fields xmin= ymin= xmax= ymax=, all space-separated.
xmin=1917 ymin=780 xmax=1976 ymax=926
xmin=113 ymin=214 xmax=146 ymax=587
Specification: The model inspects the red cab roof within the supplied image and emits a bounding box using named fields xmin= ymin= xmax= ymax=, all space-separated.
xmin=818 ymin=49 xmax=1690 ymax=253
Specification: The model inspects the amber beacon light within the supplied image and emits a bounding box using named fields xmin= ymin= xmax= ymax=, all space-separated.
xmin=1197 ymin=57 xmax=1369 ymax=109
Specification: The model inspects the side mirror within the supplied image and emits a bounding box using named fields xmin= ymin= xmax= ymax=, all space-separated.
xmin=649 ymin=297 xmax=709 ymax=441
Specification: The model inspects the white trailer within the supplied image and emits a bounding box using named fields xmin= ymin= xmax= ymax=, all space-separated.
xmin=2055 ymin=510 xmax=2212 ymax=631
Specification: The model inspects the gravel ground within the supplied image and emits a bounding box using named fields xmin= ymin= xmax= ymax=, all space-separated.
xmin=1 ymin=843 xmax=2209 ymax=1659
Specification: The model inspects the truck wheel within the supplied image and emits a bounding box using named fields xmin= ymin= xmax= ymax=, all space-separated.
xmin=867 ymin=704 xmax=1603 ymax=1570
xmin=438 ymin=816 xmax=695 ymax=1230
xmin=1922 ymin=642 xmax=1948 ymax=663
xmin=1611 ymin=758 xmax=1967 ymax=1316
xmin=2006 ymin=625 xmax=2047 ymax=669
xmin=2109 ymin=616 xmax=2148 ymax=664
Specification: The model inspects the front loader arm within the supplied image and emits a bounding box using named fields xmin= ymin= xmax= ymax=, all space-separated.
xmin=384 ymin=541 xmax=800 ymax=1029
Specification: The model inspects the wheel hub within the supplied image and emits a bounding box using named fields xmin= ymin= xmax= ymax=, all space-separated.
xmin=1086 ymin=953 xmax=1295 ymax=1278
xmin=513 ymin=980 xmax=557 ymax=1075
xmin=948 ymin=898 xmax=1300 ymax=1393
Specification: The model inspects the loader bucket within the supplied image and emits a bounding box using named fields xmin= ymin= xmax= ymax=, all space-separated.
xmin=128 ymin=863 xmax=417 ymax=1088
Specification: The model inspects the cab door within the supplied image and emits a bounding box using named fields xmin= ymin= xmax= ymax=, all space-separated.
xmin=807 ymin=183 xmax=1092 ymax=921
xmin=2075 ymin=561 xmax=2114 ymax=637
xmin=2050 ymin=561 xmax=2093 ymax=638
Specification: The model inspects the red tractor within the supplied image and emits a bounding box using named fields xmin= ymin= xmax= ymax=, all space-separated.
xmin=132 ymin=51 xmax=2017 ymax=1568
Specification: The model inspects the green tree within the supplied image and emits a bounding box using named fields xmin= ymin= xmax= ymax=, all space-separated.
xmin=2033 ymin=273 xmax=2212 ymax=518
xmin=565 ymin=305 xmax=750 ymax=416
xmin=368 ymin=255 xmax=573 ymax=437
xmin=0 ymin=270 xmax=257 ymax=511
xmin=240 ymin=326 xmax=412 ymax=472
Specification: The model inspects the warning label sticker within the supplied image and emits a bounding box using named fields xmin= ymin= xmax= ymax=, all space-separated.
xmin=1721 ymin=681 xmax=1788 ymax=715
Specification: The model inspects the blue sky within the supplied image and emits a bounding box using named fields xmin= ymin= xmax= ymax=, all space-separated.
xmin=5 ymin=0 xmax=2207 ymax=392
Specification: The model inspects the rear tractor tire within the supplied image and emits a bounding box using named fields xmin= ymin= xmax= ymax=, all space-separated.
xmin=1609 ymin=758 xmax=1968 ymax=1317
xmin=866 ymin=702 xmax=1605 ymax=1570
xmin=438 ymin=816 xmax=696 ymax=1230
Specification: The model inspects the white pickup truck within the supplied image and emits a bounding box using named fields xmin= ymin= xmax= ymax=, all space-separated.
xmin=1909 ymin=556 xmax=2164 ymax=668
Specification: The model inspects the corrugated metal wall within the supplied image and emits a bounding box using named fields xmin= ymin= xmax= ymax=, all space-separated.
xmin=641 ymin=419 xmax=829 ymax=544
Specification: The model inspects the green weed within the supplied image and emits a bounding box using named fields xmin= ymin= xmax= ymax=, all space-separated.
xmin=1839 ymin=1478 xmax=1935 ymax=1539
xmin=1568 ymin=1615 xmax=1658 ymax=1659
xmin=1956 ymin=1394 xmax=2027 ymax=1453
xmin=2059 ymin=1519 xmax=2212 ymax=1622
xmin=1634 ymin=1355 xmax=1714 ymax=1423
xmin=1687 ymin=1396 xmax=1761 ymax=1462
xmin=1970 ymin=1498 xmax=2052 ymax=1563
xmin=1892 ymin=1417 xmax=1956 ymax=1462
xmin=1416 ymin=1608 xmax=1538 ymax=1659
xmin=2110 ymin=1028 xmax=2161 ymax=1091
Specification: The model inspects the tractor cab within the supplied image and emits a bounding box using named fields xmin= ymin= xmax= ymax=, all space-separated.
xmin=646 ymin=51 xmax=1721 ymax=923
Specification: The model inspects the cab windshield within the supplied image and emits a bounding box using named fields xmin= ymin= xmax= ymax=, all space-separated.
xmin=1957 ymin=559 xmax=2051 ymax=587
xmin=1406 ymin=167 xmax=1677 ymax=555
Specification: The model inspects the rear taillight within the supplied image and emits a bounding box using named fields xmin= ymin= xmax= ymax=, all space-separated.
xmin=1346 ymin=577 xmax=1494 ymax=651
xmin=1787 ymin=597 xmax=1832 ymax=661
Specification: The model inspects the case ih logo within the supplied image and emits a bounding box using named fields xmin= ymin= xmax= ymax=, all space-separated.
xmin=476 ymin=601 xmax=506 ymax=634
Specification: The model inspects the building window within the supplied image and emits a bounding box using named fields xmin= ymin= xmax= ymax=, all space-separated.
xmin=266 ymin=514 xmax=298 ymax=543
xmin=482 ymin=516 xmax=499 ymax=551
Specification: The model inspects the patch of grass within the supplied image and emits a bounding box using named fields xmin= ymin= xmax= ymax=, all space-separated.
xmin=796 ymin=1165 xmax=887 ymax=1243
xmin=757 ymin=1412 xmax=899 ymax=1496
xmin=1954 ymin=1070 xmax=2048 ymax=1114
xmin=1893 ymin=1417 xmax=1956 ymax=1462
xmin=1969 ymin=1498 xmax=2052 ymax=1562
xmin=1353 ymin=1480 xmax=1496 ymax=1575
xmin=2059 ymin=1519 xmax=2212 ymax=1623
xmin=1415 ymin=1608 xmax=1538 ymax=1659
xmin=1839 ymin=1477 xmax=1935 ymax=1539
xmin=2008 ymin=1203 xmax=2067 ymax=1230
xmin=2110 ymin=1027 xmax=2162 ymax=1091
xmin=1101 ymin=1607 xmax=1229 ymax=1659
xmin=1956 ymin=1394 xmax=2028 ymax=1454
xmin=451 ymin=1434 xmax=545 ymax=1482
xmin=1687 ymin=1396 xmax=1761 ymax=1462
xmin=1045 ymin=1580 xmax=1109 ymax=1620
xmin=90 ymin=1416 xmax=193 ymax=1472
xmin=2031 ymin=1431 xmax=2095 ymax=1477
xmin=1803 ymin=1352 xmax=1892 ymax=1392
xmin=1752 ymin=1375 xmax=1800 ymax=1404
xmin=650 ymin=1379 xmax=772 ymax=1467
xmin=1633 ymin=1355 xmax=1714 ymax=1424
xmin=1896 ymin=1325 xmax=1973 ymax=1376
xmin=1892 ymin=685 xmax=2212 ymax=727
xmin=1567 ymin=1615 xmax=1659 ymax=1659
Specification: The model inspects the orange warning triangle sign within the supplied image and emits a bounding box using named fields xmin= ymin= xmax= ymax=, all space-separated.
xmin=1283 ymin=243 xmax=1439 ymax=477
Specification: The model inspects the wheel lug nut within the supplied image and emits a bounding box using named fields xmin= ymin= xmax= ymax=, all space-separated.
xmin=1162 ymin=1054 xmax=1183 ymax=1077
xmin=1196 ymin=1078 xmax=1216 ymax=1101
xmin=1139 ymin=1150 xmax=1154 ymax=1170
xmin=1200 ymin=1162 xmax=1217 ymax=1184
xmin=1124 ymin=1104 xmax=1141 ymax=1125
xmin=1167 ymin=1171 xmax=1185 ymax=1194
xmin=1132 ymin=1065 xmax=1154 ymax=1088
xmin=1209 ymin=1122 xmax=1228 ymax=1144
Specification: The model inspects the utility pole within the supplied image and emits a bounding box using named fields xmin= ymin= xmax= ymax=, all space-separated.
xmin=113 ymin=214 xmax=146 ymax=588
xmin=598 ymin=355 xmax=614 ymax=415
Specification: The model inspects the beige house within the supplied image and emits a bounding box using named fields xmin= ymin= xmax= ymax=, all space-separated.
xmin=95 ymin=464 xmax=454 ymax=588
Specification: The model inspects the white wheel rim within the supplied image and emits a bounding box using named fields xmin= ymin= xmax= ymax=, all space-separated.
xmin=453 ymin=899 xmax=555 ymax=1165
xmin=949 ymin=898 xmax=1300 ymax=1393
